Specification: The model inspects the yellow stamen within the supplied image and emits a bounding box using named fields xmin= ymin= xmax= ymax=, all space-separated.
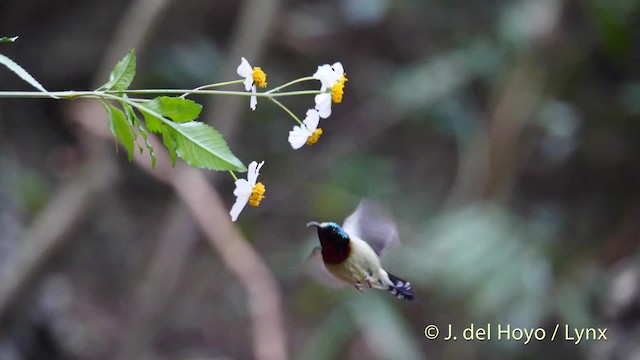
xmin=249 ymin=182 xmax=266 ymax=206
xmin=252 ymin=67 xmax=267 ymax=88
xmin=331 ymin=74 xmax=347 ymax=103
xmin=306 ymin=128 xmax=323 ymax=146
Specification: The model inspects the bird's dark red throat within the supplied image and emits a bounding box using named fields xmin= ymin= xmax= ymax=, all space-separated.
xmin=307 ymin=221 xmax=351 ymax=264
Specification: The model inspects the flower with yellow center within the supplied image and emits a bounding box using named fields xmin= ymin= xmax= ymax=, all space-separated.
xmin=237 ymin=57 xmax=267 ymax=111
xmin=313 ymin=62 xmax=347 ymax=119
xmin=230 ymin=161 xmax=266 ymax=222
xmin=288 ymin=109 xmax=323 ymax=149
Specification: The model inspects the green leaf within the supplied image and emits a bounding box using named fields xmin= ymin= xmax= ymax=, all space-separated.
xmin=142 ymin=111 xmax=163 ymax=134
xmin=141 ymin=127 xmax=156 ymax=169
xmin=168 ymin=122 xmax=246 ymax=171
xmin=0 ymin=36 xmax=18 ymax=43
xmin=140 ymin=96 xmax=202 ymax=123
xmin=135 ymin=101 xmax=245 ymax=171
xmin=161 ymin=128 xmax=178 ymax=166
xmin=101 ymin=48 xmax=136 ymax=91
xmin=123 ymin=102 xmax=156 ymax=169
xmin=0 ymin=54 xmax=56 ymax=97
xmin=105 ymin=103 xmax=135 ymax=162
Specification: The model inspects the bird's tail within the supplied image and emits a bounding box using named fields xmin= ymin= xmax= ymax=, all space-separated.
xmin=387 ymin=273 xmax=415 ymax=300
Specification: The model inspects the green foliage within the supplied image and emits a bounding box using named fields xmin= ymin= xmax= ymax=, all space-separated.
xmin=140 ymin=96 xmax=202 ymax=134
xmin=0 ymin=54 xmax=54 ymax=96
xmin=161 ymin=127 xmax=178 ymax=166
xmin=100 ymin=48 xmax=136 ymax=91
xmin=141 ymin=96 xmax=203 ymax=123
xmin=104 ymin=102 xmax=135 ymax=162
xmin=123 ymin=101 xmax=156 ymax=169
xmin=0 ymin=36 xmax=18 ymax=42
xmin=95 ymin=50 xmax=245 ymax=172
xmin=168 ymin=122 xmax=246 ymax=171
xmin=136 ymin=96 xmax=245 ymax=171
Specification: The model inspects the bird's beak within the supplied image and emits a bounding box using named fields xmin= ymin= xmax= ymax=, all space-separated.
xmin=306 ymin=221 xmax=320 ymax=228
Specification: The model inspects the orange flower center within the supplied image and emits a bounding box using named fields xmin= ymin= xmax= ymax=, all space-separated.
xmin=306 ymin=128 xmax=323 ymax=146
xmin=249 ymin=182 xmax=266 ymax=206
xmin=252 ymin=67 xmax=267 ymax=88
xmin=331 ymin=74 xmax=347 ymax=103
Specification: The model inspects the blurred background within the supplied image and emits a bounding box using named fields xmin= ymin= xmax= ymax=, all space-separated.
xmin=1 ymin=0 xmax=639 ymax=359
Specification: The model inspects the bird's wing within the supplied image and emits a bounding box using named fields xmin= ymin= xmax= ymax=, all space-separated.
xmin=306 ymin=246 xmax=346 ymax=288
xmin=342 ymin=199 xmax=399 ymax=256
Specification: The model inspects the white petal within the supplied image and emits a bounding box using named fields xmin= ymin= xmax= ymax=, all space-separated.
xmin=288 ymin=126 xmax=310 ymax=149
xmin=312 ymin=64 xmax=331 ymax=81
xmin=302 ymin=109 xmax=320 ymax=131
xmin=233 ymin=178 xmax=252 ymax=197
xmin=331 ymin=62 xmax=344 ymax=75
xmin=313 ymin=63 xmax=341 ymax=88
xmin=237 ymin=58 xmax=254 ymax=91
xmin=237 ymin=58 xmax=252 ymax=77
xmin=243 ymin=77 xmax=253 ymax=92
xmin=247 ymin=160 xmax=265 ymax=186
xmin=250 ymin=85 xmax=257 ymax=110
xmin=230 ymin=178 xmax=252 ymax=222
xmin=314 ymin=93 xmax=332 ymax=119
xmin=313 ymin=64 xmax=334 ymax=90
xmin=230 ymin=195 xmax=250 ymax=221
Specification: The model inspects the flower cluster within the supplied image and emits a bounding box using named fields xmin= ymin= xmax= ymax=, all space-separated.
xmin=0 ymin=43 xmax=346 ymax=223
xmin=230 ymin=58 xmax=347 ymax=221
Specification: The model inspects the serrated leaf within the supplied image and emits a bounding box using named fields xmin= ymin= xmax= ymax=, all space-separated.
xmin=123 ymin=101 xmax=156 ymax=169
xmin=140 ymin=96 xmax=202 ymax=123
xmin=105 ymin=103 xmax=135 ymax=162
xmin=141 ymin=127 xmax=156 ymax=169
xmin=101 ymin=48 xmax=136 ymax=91
xmin=161 ymin=128 xmax=177 ymax=166
xmin=142 ymin=112 xmax=163 ymax=134
xmin=122 ymin=100 xmax=137 ymax=127
xmin=134 ymin=102 xmax=245 ymax=171
xmin=167 ymin=122 xmax=246 ymax=171
xmin=0 ymin=54 xmax=56 ymax=97
xmin=0 ymin=36 xmax=18 ymax=43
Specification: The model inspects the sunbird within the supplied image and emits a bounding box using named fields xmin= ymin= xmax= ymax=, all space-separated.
xmin=307 ymin=199 xmax=414 ymax=300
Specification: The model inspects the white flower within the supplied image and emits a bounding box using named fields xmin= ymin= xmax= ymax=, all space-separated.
xmin=230 ymin=161 xmax=266 ymax=221
xmin=237 ymin=57 xmax=267 ymax=111
xmin=288 ymin=109 xmax=322 ymax=149
xmin=313 ymin=62 xmax=346 ymax=119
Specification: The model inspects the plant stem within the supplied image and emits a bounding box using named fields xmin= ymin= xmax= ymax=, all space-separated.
xmin=266 ymin=76 xmax=316 ymax=94
xmin=0 ymin=89 xmax=323 ymax=98
xmin=180 ymin=79 xmax=245 ymax=98
xmin=270 ymin=98 xmax=303 ymax=125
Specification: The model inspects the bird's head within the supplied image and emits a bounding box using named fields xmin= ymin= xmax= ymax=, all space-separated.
xmin=307 ymin=221 xmax=351 ymax=263
xmin=307 ymin=221 xmax=350 ymax=241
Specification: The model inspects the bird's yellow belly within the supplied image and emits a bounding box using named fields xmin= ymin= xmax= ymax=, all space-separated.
xmin=324 ymin=250 xmax=387 ymax=290
xmin=325 ymin=260 xmax=367 ymax=284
